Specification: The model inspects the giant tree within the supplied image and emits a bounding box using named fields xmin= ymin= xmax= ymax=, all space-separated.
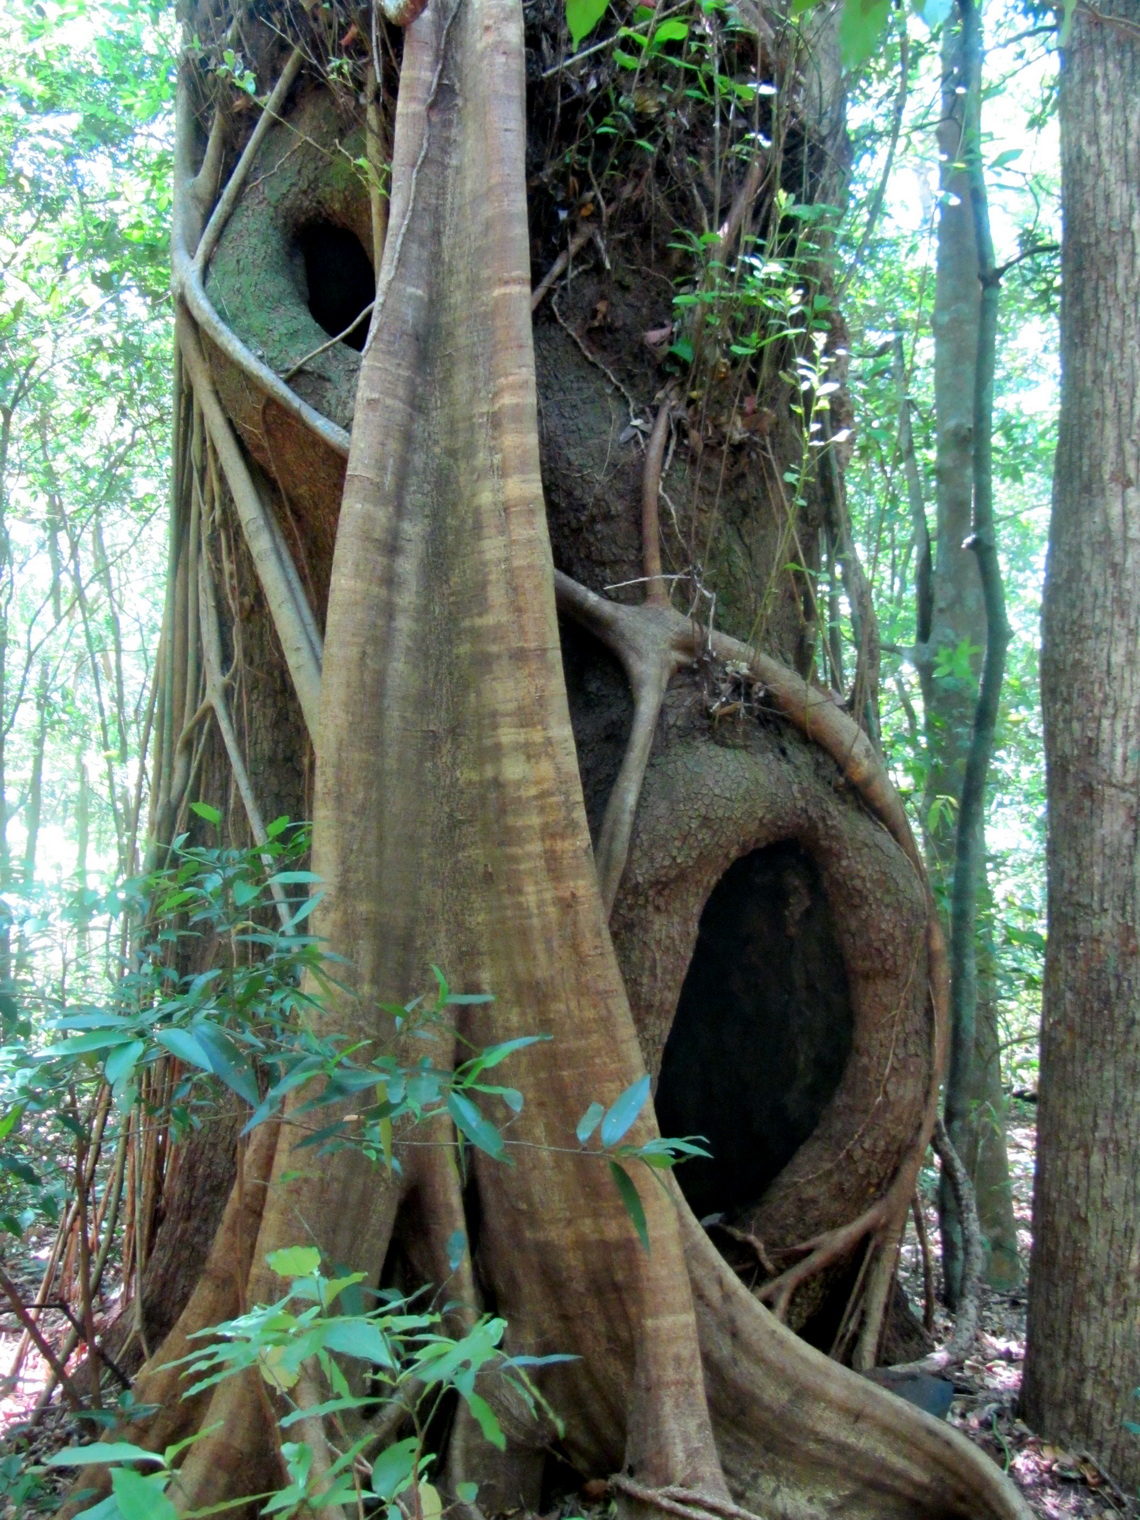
xmin=1022 ymin=0 xmax=1140 ymax=1491
xmin=57 ymin=0 xmax=1030 ymax=1514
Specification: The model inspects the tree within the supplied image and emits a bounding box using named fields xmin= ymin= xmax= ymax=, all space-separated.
xmin=919 ymin=0 xmax=1018 ymax=1300
xmin=1022 ymin=0 xmax=1140 ymax=1492
xmin=55 ymin=0 xmax=1030 ymax=1515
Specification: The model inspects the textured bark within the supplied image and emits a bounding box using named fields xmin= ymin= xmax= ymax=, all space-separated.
xmin=1022 ymin=0 xmax=1140 ymax=1491
xmin=922 ymin=13 xmax=1018 ymax=1298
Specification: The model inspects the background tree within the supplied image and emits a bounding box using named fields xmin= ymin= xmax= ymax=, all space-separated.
xmin=1022 ymin=0 xmax=1140 ymax=1491
xmin=920 ymin=0 xmax=1018 ymax=1301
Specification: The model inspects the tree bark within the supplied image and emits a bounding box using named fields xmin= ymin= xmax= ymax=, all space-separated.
xmin=1022 ymin=0 xmax=1140 ymax=1491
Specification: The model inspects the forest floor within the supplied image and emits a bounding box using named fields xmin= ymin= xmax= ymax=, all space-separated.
xmin=897 ymin=1102 xmax=1137 ymax=1520
xmin=0 ymin=1103 xmax=1136 ymax=1516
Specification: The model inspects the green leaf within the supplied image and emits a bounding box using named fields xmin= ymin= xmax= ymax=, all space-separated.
xmin=192 ymin=1023 xmax=260 ymax=1106
xmin=267 ymin=1245 xmax=322 ymax=1278
xmin=457 ymin=1482 xmax=480 ymax=1504
xmin=154 ymin=1026 xmax=212 ymax=1073
xmin=0 ymin=1156 xmax=39 ymax=1185
xmin=320 ymin=1318 xmax=396 ymax=1367
xmin=285 ymin=892 xmax=322 ymax=930
xmin=447 ymin=1092 xmax=506 ymax=1160
xmin=910 ymin=0 xmax=952 ymax=25
xmin=609 ymin=1161 xmax=649 ymax=1252
xmin=231 ymin=878 xmax=259 ymax=907
xmin=462 ymin=1034 xmax=549 ymax=1078
xmin=837 ymin=0 xmax=890 ymax=69
xmin=650 ymin=19 xmax=689 ymax=42
xmin=368 ymin=1438 xmax=419 ymax=1500
xmin=446 ymin=1229 xmax=467 ymax=1271
xmin=48 ymin=1442 xmax=165 ymax=1467
xmin=463 ymin=1391 xmax=506 ymax=1451
xmin=189 ymin=802 xmax=221 ymax=825
xmin=600 ymin=1075 xmax=649 ymax=1147
xmin=40 ymin=1029 xmax=137 ymax=1058
xmin=105 ymin=1040 xmax=145 ymax=1089
xmin=109 ymin=1468 xmax=177 ymax=1520
xmin=576 ymin=1101 xmax=604 ymax=1144
xmin=566 ymin=0 xmax=609 ymax=48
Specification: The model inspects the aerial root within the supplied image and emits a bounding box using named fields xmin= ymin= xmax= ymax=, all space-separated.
xmin=595 ymin=656 xmax=676 ymax=914
xmin=753 ymin=1198 xmax=889 ymax=1323
xmin=611 ymin=1475 xmax=766 ymax=1520
xmin=54 ymin=1121 xmax=280 ymax=1519
xmin=553 ymin=568 xmax=929 ymax=929
xmin=552 ymin=570 xmax=919 ymax=868
xmin=888 ymin=1117 xmax=983 ymax=1374
xmin=552 ymin=569 xmax=952 ymax=1359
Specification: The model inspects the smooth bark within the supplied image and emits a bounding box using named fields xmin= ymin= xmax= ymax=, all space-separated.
xmin=923 ymin=6 xmax=1018 ymax=1298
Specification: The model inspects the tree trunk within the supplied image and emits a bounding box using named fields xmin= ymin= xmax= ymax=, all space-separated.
xmin=1022 ymin=0 xmax=1140 ymax=1491
xmin=57 ymin=1 xmax=1032 ymax=1515
xmin=921 ymin=10 xmax=1018 ymax=1300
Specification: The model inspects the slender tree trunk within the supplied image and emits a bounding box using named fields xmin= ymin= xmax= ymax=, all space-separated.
xmin=922 ymin=6 xmax=1018 ymax=1300
xmin=1022 ymin=0 xmax=1140 ymax=1490
xmin=0 ymin=405 xmax=13 ymax=1017
xmin=22 ymin=663 xmax=49 ymax=885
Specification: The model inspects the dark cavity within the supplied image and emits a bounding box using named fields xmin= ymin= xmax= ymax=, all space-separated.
xmin=296 ymin=221 xmax=374 ymax=351
xmin=654 ymin=839 xmax=853 ymax=1220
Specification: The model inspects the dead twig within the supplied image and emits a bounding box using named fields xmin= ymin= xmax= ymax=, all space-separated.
xmin=912 ymin=1190 xmax=936 ymax=1334
xmin=531 ymin=226 xmax=592 ymax=313
xmin=641 ymin=396 xmax=675 ymax=608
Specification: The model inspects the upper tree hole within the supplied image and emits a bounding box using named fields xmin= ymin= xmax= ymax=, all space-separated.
xmin=654 ymin=840 xmax=854 ymax=1221
xmin=296 ymin=221 xmax=374 ymax=351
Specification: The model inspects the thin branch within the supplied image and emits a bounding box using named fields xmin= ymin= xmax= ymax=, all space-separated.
xmin=282 ymin=302 xmax=375 ymax=381
xmin=993 ymin=241 xmax=1059 ymax=280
